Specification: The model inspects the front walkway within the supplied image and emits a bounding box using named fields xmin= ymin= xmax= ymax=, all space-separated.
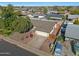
xmin=27 ymin=31 xmax=48 ymax=49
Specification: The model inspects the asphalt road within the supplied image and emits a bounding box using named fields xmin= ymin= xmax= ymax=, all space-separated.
xmin=0 ymin=39 xmax=37 ymax=56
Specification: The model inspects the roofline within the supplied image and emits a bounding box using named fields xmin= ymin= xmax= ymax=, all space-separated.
xmin=65 ymin=36 xmax=79 ymax=40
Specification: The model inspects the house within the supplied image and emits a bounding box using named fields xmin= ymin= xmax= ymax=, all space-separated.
xmin=65 ymin=24 xmax=79 ymax=40
xmin=32 ymin=14 xmax=46 ymax=19
xmin=27 ymin=14 xmax=34 ymax=18
xmin=46 ymin=14 xmax=63 ymax=20
xmin=68 ymin=15 xmax=79 ymax=21
xmin=65 ymin=23 xmax=79 ymax=55
xmin=47 ymin=11 xmax=58 ymax=14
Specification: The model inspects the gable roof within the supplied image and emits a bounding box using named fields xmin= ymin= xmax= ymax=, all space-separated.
xmin=32 ymin=14 xmax=45 ymax=16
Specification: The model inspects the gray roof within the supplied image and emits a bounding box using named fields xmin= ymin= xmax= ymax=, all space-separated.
xmin=31 ymin=19 xmax=57 ymax=33
xmin=32 ymin=14 xmax=45 ymax=16
xmin=46 ymin=14 xmax=63 ymax=18
xmin=68 ymin=15 xmax=79 ymax=19
xmin=65 ymin=24 xmax=79 ymax=40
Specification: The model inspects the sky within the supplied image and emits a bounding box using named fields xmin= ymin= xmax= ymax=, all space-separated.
xmin=0 ymin=2 xmax=79 ymax=6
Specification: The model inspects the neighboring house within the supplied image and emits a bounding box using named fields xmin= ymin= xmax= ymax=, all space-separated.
xmin=21 ymin=11 xmax=27 ymax=16
xmin=21 ymin=11 xmax=33 ymax=16
xmin=27 ymin=14 xmax=34 ymax=18
xmin=47 ymin=11 xmax=58 ymax=14
xmin=68 ymin=15 xmax=79 ymax=21
xmin=65 ymin=24 xmax=79 ymax=40
xmin=32 ymin=14 xmax=46 ymax=19
xmin=46 ymin=14 xmax=63 ymax=20
xmin=65 ymin=23 xmax=79 ymax=55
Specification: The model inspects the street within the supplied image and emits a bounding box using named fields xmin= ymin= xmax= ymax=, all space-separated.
xmin=0 ymin=39 xmax=37 ymax=56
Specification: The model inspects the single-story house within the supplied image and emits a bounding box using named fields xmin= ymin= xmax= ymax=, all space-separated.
xmin=65 ymin=24 xmax=79 ymax=40
xmin=47 ymin=11 xmax=58 ymax=14
xmin=65 ymin=23 xmax=79 ymax=55
xmin=68 ymin=15 xmax=79 ymax=21
xmin=27 ymin=14 xmax=34 ymax=18
xmin=46 ymin=14 xmax=63 ymax=20
xmin=32 ymin=14 xmax=46 ymax=19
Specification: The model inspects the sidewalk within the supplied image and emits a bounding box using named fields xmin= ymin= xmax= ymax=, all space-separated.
xmin=27 ymin=32 xmax=47 ymax=49
xmin=26 ymin=31 xmax=49 ymax=48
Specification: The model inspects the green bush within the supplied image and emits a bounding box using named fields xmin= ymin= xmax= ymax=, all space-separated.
xmin=71 ymin=9 xmax=79 ymax=14
xmin=3 ymin=29 xmax=12 ymax=35
xmin=73 ymin=18 xmax=79 ymax=25
xmin=0 ymin=4 xmax=33 ymax=36
xmin=47 ymin=16 xmax=51 ymax=20
xmin=0 ymin=19 xmax=5 ymax=29
xmin=57 ymin=35 xmax=64 ymax=42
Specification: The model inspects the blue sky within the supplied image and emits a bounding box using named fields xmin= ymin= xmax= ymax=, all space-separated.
xmin=0 ymin=2 xmax=79 ymax=6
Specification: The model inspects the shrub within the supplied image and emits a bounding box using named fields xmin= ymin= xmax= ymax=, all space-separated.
xmin=57 ymin=35 xmax=64 ymax=42
xmin=73 ymin=18 xmax=79 ymax=25
xmin=0 ymin=4 xmax=33 ymax=36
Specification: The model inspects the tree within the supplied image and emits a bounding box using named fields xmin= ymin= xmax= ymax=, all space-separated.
xmin=1 ymin=4 xmax=14 ymax=19
xmin=42 ymin=7 xmax=48 ymax=14
xmin=0 ymin=4 xmax=33 ymax=36
xmin=0 ymin=19 xmax=5 ymax=29
xmin=53 ymin=6 xmax=59 ymax=11
xmin=71 ymin=9 xmax=79 ymax=14
xmin=13 ymin=17 xmax=27 ymax=32
xmin=14 ymin=10 xmax=22 ymax=16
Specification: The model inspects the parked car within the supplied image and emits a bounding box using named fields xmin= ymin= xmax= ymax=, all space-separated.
xmin=73 ymin=42 xmax=79 ymax=56
xmin=54 ymin=42 xmax=62 ymax=56
xmin=61 ymin=27 xmax=66 ymax=36
xmin=71 ymin=40 xmax=79 ymax=56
